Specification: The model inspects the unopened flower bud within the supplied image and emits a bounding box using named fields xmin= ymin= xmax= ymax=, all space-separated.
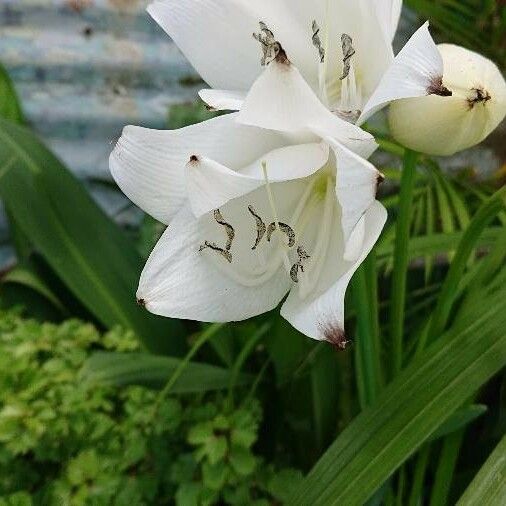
xmin=388 ymin=44 xmax=506 ymax=156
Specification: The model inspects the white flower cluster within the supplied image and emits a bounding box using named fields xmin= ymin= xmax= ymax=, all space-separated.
xmin=110 ymin=0 xmax=506 ymax=345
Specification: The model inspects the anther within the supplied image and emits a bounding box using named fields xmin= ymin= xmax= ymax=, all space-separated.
xmin=312 ymin=20 xmax=325 ymax=63
xmin=340 ymin=34 xmax=356 ymax=81
xmin=199 ymin=241 xmax=233 ymax=263
xmin=248 ymin=205 xmax=267 ymax=250
xmin=213 ymin=209 xmax=235 ymax=251
xmin=253 ymin=21 xmax=289 ymax=66
xmin=267 ymin=222 xmax=296 ymax=248
xmin=290 ymin=246 xmax=311 ymax=283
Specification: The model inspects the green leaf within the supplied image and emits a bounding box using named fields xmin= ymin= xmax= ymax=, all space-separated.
xmin=229 ymin=445 xmax=257 ymax=476
xmin=457 ymin=435 xmax=506 ymax=506
xmin=429 ymin=404 xmax=488 ymax=442
xmin=2 ymin=266 xmax=66 ymax=314
xmin=206 ymin=436 xmax=228 ymax=465
xmin=80 ymin=351 xmax=253 ymax=392
xmin=202 ymin=461 xmax=229 ymax=490
xmin=0 ymin=118 xmax=183 ymax=354
xmin=289 ymin=288 xmax=506 ymax=506
xmin=0 ymin=64 xmax=24 ymax=124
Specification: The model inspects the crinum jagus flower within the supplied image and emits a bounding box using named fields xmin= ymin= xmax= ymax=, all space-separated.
xmin=148 ymin=0 xmax=505 ymax=152
xmin=147 ymin=0 xmax=402 ymax=123
xmin=110 ymin=2 xmax=392 ymax=345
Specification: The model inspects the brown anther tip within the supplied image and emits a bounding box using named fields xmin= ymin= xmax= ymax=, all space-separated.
xmin=189 ymin=155 xmax=200 ymax=164
xmin=137 ymin=298 xmax=146 ymax=308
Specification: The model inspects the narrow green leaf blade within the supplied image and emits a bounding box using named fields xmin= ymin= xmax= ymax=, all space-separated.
xmin=457 ymin=436 xmax=506 ymax=506
xmin=80 ymin=352 xmax=252 ymax=392
xmin=290 ymin=293 xmax=506 ymax=506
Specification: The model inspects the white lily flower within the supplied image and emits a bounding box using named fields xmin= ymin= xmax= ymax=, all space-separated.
xmin=110 ymin=109 xmax=387 ymax=343
xmin=148 ymin=0 xmax=401 ymax=122
xmin=109 ymin=1 xmax=391 ymax=344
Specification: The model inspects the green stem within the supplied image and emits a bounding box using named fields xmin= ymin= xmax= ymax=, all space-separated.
xmin=390 ymin=150 xmax=418 ymax=377
xmin=430 ymin=431 xmax=465 ymax=506
xmin=227 ymin=323 xmax=270 ymax=407
xmin=408 ymin=445 xmax=431 ymax=506
xmin=150 ymin=323 xmax=226 ymax=421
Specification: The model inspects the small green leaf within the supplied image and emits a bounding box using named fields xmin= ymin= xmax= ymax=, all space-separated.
xmin=229 ymin=445 xmax=257 ymax=476
xmin=188 ymin=423 xmax=214 ymax=445
xmin=202 ymin=461 xmax=229 ymax=490
xmin=206 ymin=436 xmax=228 ymax=464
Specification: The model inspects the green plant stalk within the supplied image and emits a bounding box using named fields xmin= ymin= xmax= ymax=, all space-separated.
xmin=430 ymin=430 xmax=465 ymax=506
xmin=151 ymin=323 xmax=226 ymax=419
xmin=227 ymin=323 xmax=270 ymax=407
xmin=352 ymin=253 xmax=383 ymax=408
xmin=389 ymin=149 xmax=418 ymax=377
xmin=408 ymin=445 xmax=431 ymax=506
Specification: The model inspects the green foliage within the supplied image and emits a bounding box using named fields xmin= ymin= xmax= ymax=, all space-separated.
xmin=0 ymin=118 xmax=184 ymax=354
xmin=0 ymin=311 xmax=300 ymax=505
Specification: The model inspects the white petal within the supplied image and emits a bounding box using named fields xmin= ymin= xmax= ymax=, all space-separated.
xmin=359 ymin=22 xmax=443 ymax=124
xmin=281 ymin=201 xmax=387 ymax=340
xmin=329 ymin=138 xmax=382 ymax=260
xmin=138 ymin=205 xmax=290 ymax=321
xmin=147 ymin=0 xmax=260 ymax=90
xmin=322 ymin=0 xmax=394 ymax=107
xmin=110 ymin=113 xmax=284 ymax=224
xmin=199 ymin=89 xmax=246 ymax=111
xmin=237 ymin=60 xmax=378 ymax=158
xmin=186 ymin=157 xmax=261 ymax=218
xmin=373 ymin=0 xmax=403 ymax=41
xmin=187 ymin=143 xmax=329 ymax=218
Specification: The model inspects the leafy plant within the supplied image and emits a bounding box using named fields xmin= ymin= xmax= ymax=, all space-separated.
xmin=0 ymin=310 xmax=300 ymax=505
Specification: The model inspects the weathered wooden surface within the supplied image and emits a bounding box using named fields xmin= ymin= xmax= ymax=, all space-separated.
xmin=1 ymin=0 xmax=201 ymax=177
xmin=0 ymin=0 xmax=202 ymax=264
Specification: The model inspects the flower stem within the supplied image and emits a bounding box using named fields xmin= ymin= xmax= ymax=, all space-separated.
xmin=390 ymin=149 xmax=418 ymax=378
xmin=150 ymin=322 xmax=226 ymax=422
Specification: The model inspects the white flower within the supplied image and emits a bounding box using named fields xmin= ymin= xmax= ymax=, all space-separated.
xmin=147 ymin=0 xmax=402 ymax=122
xmin=149 ymin=0 xmax=505 ymax=151
xmin=109 ymin=1 xmax=393 ymax=344
xmin=110 ymin=107 xmax=387 ymax=343
xmin=388 ymin=44 xmax=506 ymax=155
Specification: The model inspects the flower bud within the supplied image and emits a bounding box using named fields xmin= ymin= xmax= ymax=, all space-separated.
xmin=388 ymin=44 xmax=506 ymax=156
